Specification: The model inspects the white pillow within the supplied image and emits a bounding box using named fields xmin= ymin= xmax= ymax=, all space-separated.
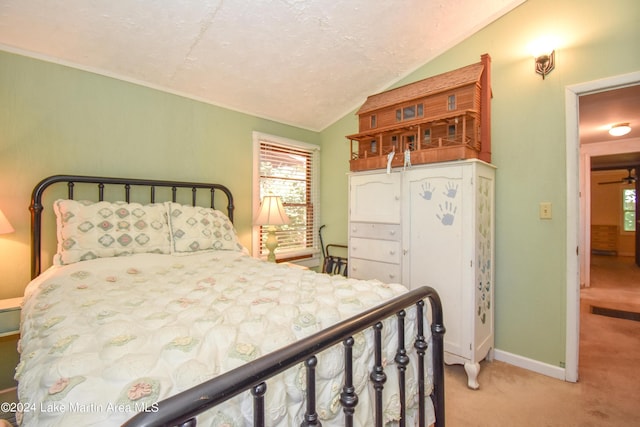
xmin=53 ymin=199 xmax=171 ymax=265
xmin=166 ymin=202 xmax=243 ymax=254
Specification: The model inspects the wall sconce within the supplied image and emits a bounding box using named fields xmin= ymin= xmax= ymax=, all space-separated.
xmin=608 ymin=123 xmax=631 ymax=137
xmin=0 ymin=209 xmax=14 ymax=235
xmin=535 ymin=50 xmax=555 ymax=80
xmin=255 ymin=195 xmax=290 ymax=262
xmin=529 ymin=37 xmax=557 ymax=80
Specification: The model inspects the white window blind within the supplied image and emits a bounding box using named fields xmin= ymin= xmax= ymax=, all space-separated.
xmin=254 ymin=133 xmax=320 ymax=261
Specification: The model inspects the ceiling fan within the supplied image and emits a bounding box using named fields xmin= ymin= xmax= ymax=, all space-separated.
xmin=598 ymin=168 xmax=637 ymax=185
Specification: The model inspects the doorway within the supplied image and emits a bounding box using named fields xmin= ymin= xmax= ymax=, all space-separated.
xmin=582 ymin=144 xmax=640 ymax=287
xmin=565 ymin=72 xmax=640 ymax=382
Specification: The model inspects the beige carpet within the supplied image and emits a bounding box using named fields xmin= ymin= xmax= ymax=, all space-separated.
xmin=445 ymin=255 xmax=640 ymax=426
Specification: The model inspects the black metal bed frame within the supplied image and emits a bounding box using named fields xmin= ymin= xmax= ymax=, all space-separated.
xmin=125 ymin=287 xmax=445 ymax=427
xmin=28 ymin=175 xmax=445 ymax=427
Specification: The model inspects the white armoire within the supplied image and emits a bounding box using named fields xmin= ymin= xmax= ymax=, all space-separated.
xmin=348 ymin=159 xmax=495 ymax=389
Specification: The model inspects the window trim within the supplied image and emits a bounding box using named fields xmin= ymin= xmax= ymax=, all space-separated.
xmin=252 ymin=131 xmax=321 ymax=267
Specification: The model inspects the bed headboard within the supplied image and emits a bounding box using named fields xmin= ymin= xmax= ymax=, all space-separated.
xmin=29 ymin=175 xmax=235 ymax=279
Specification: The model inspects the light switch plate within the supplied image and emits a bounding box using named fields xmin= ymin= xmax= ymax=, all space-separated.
xmin=539 ymin=202 xmax=552 ymax=219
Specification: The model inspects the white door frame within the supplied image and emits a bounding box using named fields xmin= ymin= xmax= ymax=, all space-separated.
xmin=564 ymin=71 xmax=640 ymax=382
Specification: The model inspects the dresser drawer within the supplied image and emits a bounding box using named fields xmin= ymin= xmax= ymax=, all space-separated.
xmin=350 ymin=222 xmax=401 ymax=241
xmin=349 ymin=258 xmax=402 ymax=283
xmin=349 ymin=237 xmax=401 ymax=263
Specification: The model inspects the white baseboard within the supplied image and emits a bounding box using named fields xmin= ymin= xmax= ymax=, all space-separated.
xmin=493 ymin=349 xmax=566 ymax=381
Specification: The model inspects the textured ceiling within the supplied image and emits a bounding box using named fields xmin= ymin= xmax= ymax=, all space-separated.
xmin=0 ymin=0 xmax=524 ymax=131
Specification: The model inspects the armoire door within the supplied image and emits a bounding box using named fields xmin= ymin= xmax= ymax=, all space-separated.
xmin=403 ymin=163 xmax=472 ymax=361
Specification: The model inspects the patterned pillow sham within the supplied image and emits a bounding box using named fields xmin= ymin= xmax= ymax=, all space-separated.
xmin=53 ymin=199 xmax=171 ymax=265
xmin=166 ymin=202 xmax=243 ymax=254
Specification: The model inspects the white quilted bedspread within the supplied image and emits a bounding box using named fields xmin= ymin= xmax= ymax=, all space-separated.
xmin=16 ymin=251 xmax=433 ymax=426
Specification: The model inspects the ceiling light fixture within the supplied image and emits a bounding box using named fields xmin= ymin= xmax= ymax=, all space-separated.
xmin=608 ymin=123 xmax=631 ymax=137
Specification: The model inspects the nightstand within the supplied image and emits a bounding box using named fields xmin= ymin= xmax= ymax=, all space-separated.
xmin=0 ymin=297 xmax=22 ymax=393
xmin=0 ymin=297 xmax=22 ymax=337
xmin=279 ymin=261 xmax=309 ymax=270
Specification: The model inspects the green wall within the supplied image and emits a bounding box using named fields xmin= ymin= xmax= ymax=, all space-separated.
xmin=0 ymin=0 xmax=638 ymax=372
xmin=321 ymin=0 xmax=640 ymax=367
xmin=0 ymin=51 xmax=319 ymax=300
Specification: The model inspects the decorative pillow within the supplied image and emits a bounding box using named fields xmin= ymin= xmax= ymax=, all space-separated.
xmin=53 ymin=200 xmax=171 ymax=265
xmin=166 ymin=202 xmax=243 ymax=254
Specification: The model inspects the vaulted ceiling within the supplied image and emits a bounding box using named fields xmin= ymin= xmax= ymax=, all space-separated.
xmin=0 ymin=0 xmax=525 ymax=131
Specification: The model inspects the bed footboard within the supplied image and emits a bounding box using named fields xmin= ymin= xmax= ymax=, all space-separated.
xmin=123 ymin=286 xmax=445 ymax=427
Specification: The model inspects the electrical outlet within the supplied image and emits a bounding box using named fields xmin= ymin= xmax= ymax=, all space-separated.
xmin=539 ymin=202 xmax=552 ymax=219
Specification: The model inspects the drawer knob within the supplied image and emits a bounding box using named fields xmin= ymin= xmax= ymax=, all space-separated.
xmin=389 ymin=250 xmax=395 ymax=255
xmin=389 ymin=230 xmax=396 ymax=235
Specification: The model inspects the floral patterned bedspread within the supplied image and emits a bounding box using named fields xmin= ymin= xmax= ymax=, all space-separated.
xmin=16 ymin=251 xmax=434 ymax=426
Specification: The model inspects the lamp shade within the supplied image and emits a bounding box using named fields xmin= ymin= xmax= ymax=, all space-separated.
xmin=255 ymin=196 xmax=290 ymax=226
xmin=0 ymin=209 xmax=14 ymax=234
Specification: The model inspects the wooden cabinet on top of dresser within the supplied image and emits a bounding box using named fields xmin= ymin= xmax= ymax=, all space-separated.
xmin=348 ymin=159 xmax=495 ymax=389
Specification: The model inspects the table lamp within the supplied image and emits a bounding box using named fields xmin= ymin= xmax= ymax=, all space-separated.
xmin=255 ymin=196 xmax=290 ymax=262
xmin=0 ymin=209 xmax=14 ymax=235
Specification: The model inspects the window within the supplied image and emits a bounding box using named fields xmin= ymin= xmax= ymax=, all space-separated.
xmin=423 ymin=129 xmax=431 ymax=144
xmin=370 ymin=115 xmax=377 ymax=128
xmin=448 ymin=94 xmax=456 ymax=111
xmin=403 ymin=106 xmax=416 ymax=120
xmin=623 ymin=188 xmax=636 ymax=232
xmin=448 ymin=124 xmax=456 ymax=139
xmin=396 ymin=104 xmax=424 ymax=122
xmin=253 ymin=132 xmax=320 ymax=265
